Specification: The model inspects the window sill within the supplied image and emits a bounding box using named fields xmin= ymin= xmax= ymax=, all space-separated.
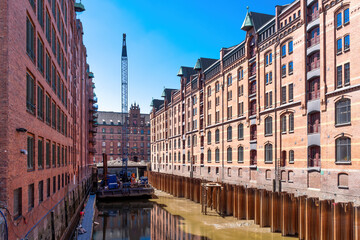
xmin=264 ymin=161 xmax=273 ymax=164
xmin=265 ymin=134 xmax=273 ymax=137
xmin=336 ymin=51 xmax=342 ymax=56
xmin=238 ymin=137 xmax=244 ymax=140
xmin=335 ymin=161 xmax=351 ymax=165
xmin=344 ymin=48 xmax=350 ymax=53
xmin=289 ymin=161 xmax=294 ymax=164
xmin=335 ymin=122 xmax=351 ymax=127
xmin=337 ymin=25 xmax=342 ymax=30
xmin=289 ymin=131 xmax=294 ymax=134
xmin=338 ymin=186 xmax=349 ymax=190
xmin=237 ymin=161 xmax=244 ymax=164
xmin=289 ymin=72 xmax=293 ymax=75
xmin=227 ymin=140 xmax=232 ymax=142
xmin=281 ymin=132 xmax=287 ymax=135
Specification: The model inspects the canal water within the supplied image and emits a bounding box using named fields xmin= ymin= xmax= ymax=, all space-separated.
xmin=92 ymin=190 xmax=294 ymax=240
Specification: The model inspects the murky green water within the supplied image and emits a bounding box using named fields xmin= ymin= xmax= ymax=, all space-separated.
xmin=92 ymin=191 xmax=294 ymax=240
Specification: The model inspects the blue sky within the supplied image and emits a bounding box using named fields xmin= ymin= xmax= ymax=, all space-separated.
xmin=78 ymin=0 xmax=291 ymax=113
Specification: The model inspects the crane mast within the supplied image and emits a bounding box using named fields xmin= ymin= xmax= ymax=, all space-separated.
xmin=121 ymin=33 xmax=129 ymax=181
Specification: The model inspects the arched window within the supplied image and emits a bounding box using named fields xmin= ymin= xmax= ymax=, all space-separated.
xmin=187 ymin=151 xmax=191 ymax=163
xmin=238 ymin=68 xmax=244 ymax=80
xmin=227 ymin=74 xmax=232 ymax=86
xmin=215 ymin=129 xmax=220 ymax=143
xmin=336 ymin=137 xmax=351 ymax=163
xmin=174 ymin=153 xmax=177 ymax=162
xmin=338 ymin=173 xmax=349 ymax=188
xmin=207 ymin=149 xmax=211 ymax=163
xmin=178 ymin=152 xmax=181 ymax=163
xmin=227 ymin=126 xmax=232 ymax=141
xmin=336 ymin=99 xmax=351 ymax=125
xmin=238 ymin=124 xmax=244 ymax=139
xmin=174 ymin=139 xmax=176 ymax=149
xmin=289 ymin=113 xmax=294 ymax=132
xmin=215 ymin=81 xmax=220 ymax=92
xmin=207 ymin=86 xmax=211 ymax=96
xmin=207 ymin=131 xmax=211 ymax=144
xmin=227 ymin=147 xmax=232 ymax=163
xmin=265 ymin=144 xmax=273 ymax=163
xmin=238 ymin=146 xmax=244 ymax=163
xmin=215 ymin=149 xmax=220 ymax=163
xmin=281 ymin=115 xmax=287 ymax=133
xmin=238 ymin=168 xmax=243 ymax=177
xmin=265 ymin=117 xmax=272 ymax=135
xmin=227 ymin=168 xmax=231 ymax=177
xmin=289 ymin=150 xmax=294 ymax=163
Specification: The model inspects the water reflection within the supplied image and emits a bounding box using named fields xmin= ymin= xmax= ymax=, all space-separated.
xmin=93 ymin=200 xmax=209 ymax=240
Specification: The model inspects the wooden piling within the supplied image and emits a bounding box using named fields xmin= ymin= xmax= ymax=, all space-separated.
xmin=260 ymin=190 xmax=271 ymax=228
xmin=271 ymin=192 xmax=281 ymax=233
xmin=246 ymin=188 xmax=255 ymax=220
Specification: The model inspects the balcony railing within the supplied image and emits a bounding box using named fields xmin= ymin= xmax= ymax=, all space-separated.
xmin=249 ymin=86 xmax=256 ymax=95
xmin=250 ymin=107 xmax=256 ymax=116
xmin=308 ymin=158 xmax=321 ymax=167
xmin=308 ymin=36 xmax=320 ymax=48
xmin=250 ymin=159 xmax=257 ymax=166
xmin=308 ymin=91 xmax=320 ymax=101
xmin=249 ymin=69 xmax=256 ymax=77
xmin=308 ymin=124 xmax=320 ymax=134
xmin=308 ymin=60 xmax=320 ymax=72
xmin=308 ymin=11 xmax=319 ymax=23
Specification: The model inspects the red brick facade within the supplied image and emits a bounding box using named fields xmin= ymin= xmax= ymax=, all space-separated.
xmin=94 ymin=104 xmax=151 ymax=163
xmin=0 ymin=0 xmax=96 ymax=238
xmin=151 ymin=0 xmax=360 ymax=204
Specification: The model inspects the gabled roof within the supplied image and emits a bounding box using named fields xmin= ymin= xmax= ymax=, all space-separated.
xmin=194 ymin=58 xmax=218 ymax=71
xmin=177 ymin=66 xmax=196 ymax=83
xmin=150 ymin=99 xmax=163 ymax=111
xmin=241 ymin=9 xmax=274 ymax=32
xmin=161 ymin=88 xmax=177 ymax=103
xmin=251 ymin=12 xmax=274 ymax=31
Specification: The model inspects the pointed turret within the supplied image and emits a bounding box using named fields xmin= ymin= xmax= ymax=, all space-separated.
xmin=241 ymin=7 xmax=254 ymax=31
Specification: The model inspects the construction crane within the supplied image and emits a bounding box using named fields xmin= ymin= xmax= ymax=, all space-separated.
xmin=121 ymin=33 xmax=129 ymax=182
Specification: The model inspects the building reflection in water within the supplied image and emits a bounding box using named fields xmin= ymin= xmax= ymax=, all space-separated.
xmin=93 ymin=200 xmax=208 ymax=240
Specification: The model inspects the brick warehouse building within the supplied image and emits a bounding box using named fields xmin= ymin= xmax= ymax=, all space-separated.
xmin=0 ymin=0 xmax=97 ymax=239
xmin=151 ymin=0 xmax=360 ymax=206
xmin=94 ymin=104 xmax=151 ymax=163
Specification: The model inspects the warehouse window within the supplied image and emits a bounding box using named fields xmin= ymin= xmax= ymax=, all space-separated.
xmin=336 ymin=137 xmax=351 ymax=163
xmin=38 ymin=181 xmax=44 ymax=203
xmin=26 ymin=73 xmax=36 ymax=114
xmin=13 ymin=188 xmax=22 ymax=219
xmin=26 ymin=17 xmax=35 ymax=60
xmin=335 ymin=99 xmax=351 ymax=125
xmin=28 ymin=183 xmax=34 ymax=211
xmin=27 ymin=134 xmax=35 ymax=170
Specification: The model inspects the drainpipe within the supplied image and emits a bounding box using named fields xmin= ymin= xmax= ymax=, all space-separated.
xmin=220 ymin=49 xmax=225 ymax=182
xmin=274 ymin=41 xmax=279 ymax=192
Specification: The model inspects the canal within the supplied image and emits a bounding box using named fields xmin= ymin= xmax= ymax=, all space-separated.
xmin=92 ymin=190 xmax=294 ymax=240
